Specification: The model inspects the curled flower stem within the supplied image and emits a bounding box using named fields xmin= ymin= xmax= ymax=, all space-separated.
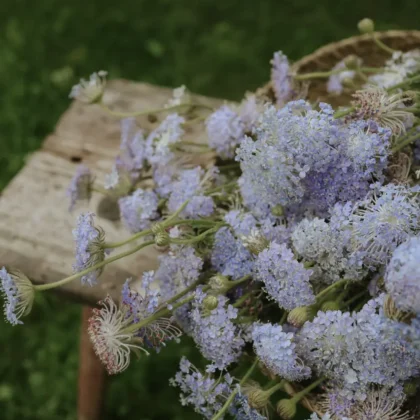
xmin=34 ymin=240 xmax=155 ymax=291
xmin=99 ymin=102 xmax=214 ymax=118
xmin=371 ymin=33 xmax=396 ymax=55
xmin=315 ymin=279 xmax=348 ymax=301
xmin=211 ymin=359 xmax=259 ymax=420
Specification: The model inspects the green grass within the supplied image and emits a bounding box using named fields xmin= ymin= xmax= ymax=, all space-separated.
xmin=0 ymin=1 xmax=418 ymax=418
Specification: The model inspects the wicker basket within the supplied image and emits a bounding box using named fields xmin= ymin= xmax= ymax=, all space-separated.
xmin=257 ymin=30 xmax=420 ymax=106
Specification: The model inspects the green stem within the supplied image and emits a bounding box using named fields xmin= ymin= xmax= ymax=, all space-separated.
xmin=211 ymin=359 xmax=259 ymax=420
xmin=392 ymin=132 xmax=420 ymax=152
xmin=233 ymin=291 xmax=253 ymax=308
xmin=372 ymin=33 xmax=395 ymax=55
xmin=265 ymin=381 xmax=286 ymax=397
xmin=290 ymin=377 xmax=325 ymax=403
xmin=170 ymin=226 xmax=221 ymax=245
xmin=315 ymin=279 xmax=348 ymax=301
xmin=205 ymin=181 xmax=238 ymax=195
xmin=34 ymin=240 xmax=154 ymax=291
xmin=342 ymin=290 xmax=368 ymax=308
xmin=99 ymin=102 xmax=214 ymax=118
xmin=294 ymin=66 xmax=388 ymax=81
xmin=123 ymin=292 xmax=196 ymax=334
xmin=333 ymin=106 xmax=355 ymax=119
xmin=279 ymin=311 xmax=288 ymax=324
xmin=104 ymin=201 xmax=190 ymax=249
xmin=388 ymin=74 xmax=420 ymax=92
xmin=163 ymin=279 xmax=203 ymax=307
xmin=92 ymin=185 xmax=113 ymax=196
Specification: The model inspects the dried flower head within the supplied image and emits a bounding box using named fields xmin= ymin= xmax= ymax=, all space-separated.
xmin=351 ymin=87 xmax=415 ymax=136
xmin=69 ymin=70 xmax=107 ymax=103
xmin=0 ymin=267 xmax=35 ymax=325
xmin=88 ymin=295 xmax=148 ymax=375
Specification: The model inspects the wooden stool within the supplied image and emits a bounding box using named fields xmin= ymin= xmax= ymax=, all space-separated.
xmin=0 ymin=80 xmax=222 ymax=420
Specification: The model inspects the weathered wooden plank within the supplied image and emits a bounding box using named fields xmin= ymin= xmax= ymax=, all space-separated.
xmin=0 ymin=80 xmax=223 ymax=305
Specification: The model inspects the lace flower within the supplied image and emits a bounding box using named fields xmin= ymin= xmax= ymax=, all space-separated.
xmin=69 ymin=71 xmax=107 ymax=103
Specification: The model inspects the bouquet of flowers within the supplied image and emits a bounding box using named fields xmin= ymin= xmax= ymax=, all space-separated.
xmin=2 ymin=18 xmax=420 ymax=419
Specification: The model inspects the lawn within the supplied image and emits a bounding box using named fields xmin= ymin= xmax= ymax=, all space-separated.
xmin=0 ymin=1 xmax=418 ymax=418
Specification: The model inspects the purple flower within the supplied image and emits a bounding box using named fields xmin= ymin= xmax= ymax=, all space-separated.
xmin=211 ymin=227 xmax=254 ymax=280
xmin=271 ymin=51 xmax=293 ymax=106
xmin=254 ymin=242 xmax=315 ymax=310
xmin=351 ymin=184 xmax=420 ymax=265
xmin=72 ymin=212 xmax=106 ymax=286
xmin=205 ymin=105 xmax=245 ymax=158
xmin=146 ymin=113 xmax=185 ymax=166
xmin=191 ymin=292 xmax=245 ymax=371
xmin=0 ymin=267 xmax=34 ymax=325
xmin=252 ymin=322 xmax=311 ymax=381
xmin=385 ymin=236 xmax=420 ymax=313
xmin=118 ymin=189 xmax=159 ymax=233
xmin=170 ymin=357 xmax=233 ymax=419
xmin=67 ymin=165 xmax=94 ymax=211
xmin=167 ymin=167 xmax=215 ymax=218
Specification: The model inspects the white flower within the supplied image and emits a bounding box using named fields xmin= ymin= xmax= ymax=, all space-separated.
xmin=88 ymin=295 xmax=148 ymax=375
xmin=165 ymin=85 xmax=190 ymax=108
xmin=69 ymin=70 xmax=108 ymax=103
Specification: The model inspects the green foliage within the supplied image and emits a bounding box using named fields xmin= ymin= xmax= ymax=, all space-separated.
xmin=0 ymin=0 xmax=418 ymax=418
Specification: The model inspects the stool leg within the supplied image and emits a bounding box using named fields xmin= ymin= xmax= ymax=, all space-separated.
xmin=77 ymin=306 xmax=107 ymax=420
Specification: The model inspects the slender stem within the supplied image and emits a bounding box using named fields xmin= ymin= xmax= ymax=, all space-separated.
xmin=211 ymin=359 xmax=259 ymax=420
xmin=290 ymin=377 xmax=325 ymax=403
xmin=342 ymin=290 xmax=368 ymax=308
xmin=294 ymin=66 xmax=389 ymax=81
xmin=164 ymin=279 xmax=203 ymax=307
xmin=333 ymin=106 xmax=355 ymax=119
xmin=99 ymin=102 xmax=214 ymax=118
xmin=392 ymin=132 xmax=420 ymax=152
xmin=179 ymin=141 xmax=210 ymax=148
xmin=170 ymin=226 xmax=221 ymax=245
xmin=315 ymin=279 xmax=348 ymax=301
xmin=34 ymin=240 xmax=154 ymax=291
xmin=205 ymin=181 xmax=238 ymax=195
xmin=372 ymin=33 xmax=395 ymax=55
xmin=388 ymin=74 xmax=420 ymax=92
xmin=265 ymin=381 xmax=286 ymax=397
xmin=280 ymin=311 xmax=288 ymax=324
xmin=123 ymin=293 xmax=196 ymax=334
xmin=233 ymin=291 xmax=253 ymax=308
xmin=92 ymin=185 xmax=113 ymax=196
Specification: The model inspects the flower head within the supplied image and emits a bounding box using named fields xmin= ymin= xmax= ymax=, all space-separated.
xmin=167 ymin=167 xmax=215 ymax=218
xmin=191 ymin=292 xmax=245 ymax=371
xmin=72 ymin=212 xmax=106 ymax=286
xmin=252 ymin=323 xmax=311 ymax=381
xmin=271 ymin=51 xmax=293 ymax=106
xmin=205 ymin=105 xmax=245 ymax=158
xmin=170 ymin=357 xmax=233 ymax=419
xmin=165 ymin=85 xmax=190 ymax=108
xmin=67 ymin=165 xmax=94 ymax=211
xmin=69 ymin=71 xmax=107 ymax=103
xmin=385 ymin=236 xmax=420 ymax=313
xmin=0 ymin=267 xmax=34 ymax=325
xmin=351 ymin=87 xmax=414 ymax=136
xmin=88 ymin=295 xmax=147 ymax=375
xmin=118 ymin=189 xmax=159 ymax=233
xmin=351 ymin=184 xmax=420 ymax=265
xmin=254 ymin=242 xmax=315 ymax=310
xmin=146 ymin=113 xmax=185 ymax=166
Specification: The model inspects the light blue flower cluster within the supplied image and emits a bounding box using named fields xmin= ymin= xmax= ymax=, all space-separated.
xmin=254 ymin=241 xmax=315 ymax=309
xmin=191 ymin=290 xmax=245 ymax=371
xmin=385 ymin=236 xmax=420 ymax=313
xmin=252 ymin=323 xmax=311 ymax=381
xmin=72 ymin=212 xmax=106 ymax=286
xmin=118 ymin=188 xmax=159 ymax=233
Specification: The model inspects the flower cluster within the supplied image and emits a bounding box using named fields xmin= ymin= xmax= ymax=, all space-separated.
xmin=6 ymin=18 xmax=420 ymax=420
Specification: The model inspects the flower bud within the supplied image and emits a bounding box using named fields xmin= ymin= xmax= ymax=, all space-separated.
xmin=271 ymin=205 xmax=284 ymax=217
xmin=209 ymin=274 xmax=231 ymax=294
xmin=277 ymin=399 xmax=296 ymax=419
xmin=344 ymin=55 xmax=360 ymax=70
xmin=155 ymin=230 xmax=170 ymax=247
xmin=203 ymin=295 xmax=219 ymax=311
xmin=358 ymin=18 xmax=374 ymax=34
xmin=341 ymin=77 xmax=356 ymax=89
xmin=321 ymin=301 xmax=341 ymax=312
xmin=287 ymin=306 xmax=314 ymax=327
xmin=247 ymin=387 xmax=270 ymax=411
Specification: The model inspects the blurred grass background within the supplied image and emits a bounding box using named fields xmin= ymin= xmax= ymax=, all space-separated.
xmin=0 ymin=0 xmax=418 ymax=418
